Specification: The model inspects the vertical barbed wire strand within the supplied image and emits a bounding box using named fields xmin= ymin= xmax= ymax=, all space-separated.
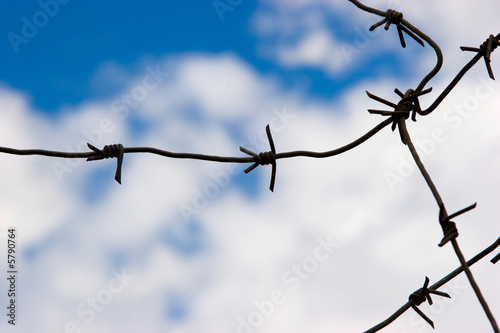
xmin=398 ymin=118 xmax=499 ymax=332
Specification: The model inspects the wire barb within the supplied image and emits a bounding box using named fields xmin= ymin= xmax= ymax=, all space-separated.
xmin=86 ymin=143 xmax=125 ymax=184
xmin=461 ymin=34 xmax=500 ymax=80
xmin=408 ymin=276 xmax=451 ymax=329
xmin=366 ymin=88 xmax=432 ymax=143
xmin=365 ymin=235 xmax=500 ymax=333
xmin=438 ymin=203 xmax=476 ymax=247
xmin=369 ymin=9 xmax=424 ymax=48
xmin=239 ymin=124 xmax=277 ymax=192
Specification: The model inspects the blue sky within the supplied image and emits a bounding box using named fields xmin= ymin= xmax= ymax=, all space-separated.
xmin=1 ymin=1 xmax=259 ymax=113
xmin=0 ymin=1 xmax=500 ymax=333
xmin=0 ymin=0 xmax=418 ymax=114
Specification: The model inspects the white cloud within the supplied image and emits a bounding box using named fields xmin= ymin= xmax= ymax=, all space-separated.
xmin=177 ymin=54 xmax=268 ymax=119
xmin=254 ymin=0 xmax=500 ymax=79
xmin=276 ymin=29 xmax=349 ymax=74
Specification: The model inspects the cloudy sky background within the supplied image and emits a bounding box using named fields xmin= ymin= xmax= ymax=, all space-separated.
xmin=0 ymin=0 xmax=499 ymax=332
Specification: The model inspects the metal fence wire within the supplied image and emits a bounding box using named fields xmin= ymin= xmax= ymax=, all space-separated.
xmin=1 ymin=1 xmax=499 ymax=332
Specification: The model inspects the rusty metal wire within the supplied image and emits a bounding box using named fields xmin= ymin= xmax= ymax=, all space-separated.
xmin=0 ymin=1 xmax=499 ymax=332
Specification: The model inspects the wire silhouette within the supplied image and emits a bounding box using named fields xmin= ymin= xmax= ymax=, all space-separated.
xmin=0 ymin=1 xmax=499 ymax=331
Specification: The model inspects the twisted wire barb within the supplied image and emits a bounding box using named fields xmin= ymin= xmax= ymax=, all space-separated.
xmin=87 ymin=143 xmax=124 ymax=184
xmin=347 ymin=0 xmax=443 ymax=91
xmin=369 ymin=9 xmax=424 ymax=48
xmin=240 ymin=125 xmax=277 ymax=191
xmin=408 ymin=276 xmax=451 ymax=329
xmin=366 ymin=87 xmax=432 ymax=143
xmin=461 ymin=34 xmax=500 ymax=80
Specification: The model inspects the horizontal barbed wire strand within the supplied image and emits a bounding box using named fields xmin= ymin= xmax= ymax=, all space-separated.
xmin=0 ymin=118 xmax=394 ymax=161
xmin=0 ymin=117 xmax=395 ymax=191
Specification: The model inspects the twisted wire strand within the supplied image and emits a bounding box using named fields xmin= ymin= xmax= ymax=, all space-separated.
xmin=87 ymin=143 xmax=124 ymax=184
xmin=408 ymin=276 xmax=451 ymax=329
xmin=240 ymin=124 xmax=277 ymax=191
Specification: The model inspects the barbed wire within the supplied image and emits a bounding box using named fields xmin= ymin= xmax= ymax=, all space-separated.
xmin=350 ymin=1 xmax=499 ymax=331
xmin=0 ymin=0 xmax=498 ymax=332
xmin=365 ymin=235 xmax=500 ymax=332
xmin=0 ymin=117 xmax=395 ymax=191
